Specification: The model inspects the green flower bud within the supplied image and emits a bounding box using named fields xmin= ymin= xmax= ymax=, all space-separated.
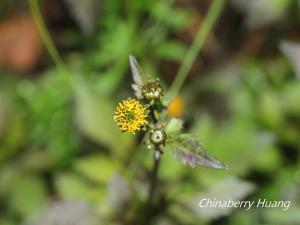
xmin=141 ymin=79 xmax=164 ymax=101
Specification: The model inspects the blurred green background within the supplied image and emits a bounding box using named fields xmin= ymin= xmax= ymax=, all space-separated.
xmin=0 ymin=0 xmax=300 ymax=224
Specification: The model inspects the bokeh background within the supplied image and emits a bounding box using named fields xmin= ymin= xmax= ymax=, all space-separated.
xmin=1 ymin=0 xmax=300 ymax=224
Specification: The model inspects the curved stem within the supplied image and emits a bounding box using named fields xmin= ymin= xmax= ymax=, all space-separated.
xmin=28 ymin=0 xmax=70 ymax=79
xmin=169 ymin=0 xmax=224 ymax=97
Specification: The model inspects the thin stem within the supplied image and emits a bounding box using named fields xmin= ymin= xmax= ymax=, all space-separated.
xmin=28 ymin=0 xmax=70 ymax=78
xmin=169 ymin=0 xmax=224 ymax=97
xmin=147 ymin=156 xmax=160 ymax=202
xmin=135 ymin=155 xmax=160 ymax=225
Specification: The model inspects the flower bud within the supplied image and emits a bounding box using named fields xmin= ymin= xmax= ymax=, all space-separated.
xmin=150 ymin=129 xmax=166 ymax=145
xmin=141 ymin=79 xmax=164 ymax=101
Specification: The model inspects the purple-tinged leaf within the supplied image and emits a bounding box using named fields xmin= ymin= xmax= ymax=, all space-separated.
xmin=171 ymin=134 xmax=228 ymax=170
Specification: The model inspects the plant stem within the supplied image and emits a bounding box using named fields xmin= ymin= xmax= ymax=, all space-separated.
xmin=169 ymin=0 xmax=224 ymax=97
xmin=147 ymin=155 xmax=160 ymax=202
xmin=28 ymin=0 xmax=70 ymax=79
xmin=136 ymin=155 xmax=160 ymax=225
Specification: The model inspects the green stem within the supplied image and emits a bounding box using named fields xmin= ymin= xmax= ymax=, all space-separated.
xmin=28 ymin=0 xmax=70 ymax=78
xmin=147 ymin=155 xmax=160 ymax=202
xmin=135 ymin=155 xmax=160 ymax=225
xmin=169 ymin=0 xmax=224 ymax=97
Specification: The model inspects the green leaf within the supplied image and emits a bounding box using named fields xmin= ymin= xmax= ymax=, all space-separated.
xmin=282 ymin=82 xmax=300 ymax=115
xmin=258 ymin=91 xmax=283 ymax=128
xmin=152 ymin=2 xmax=193 ymax=30
xmin=169 ymin=134 xmax=228 ymax=169
xmin=19 ymin=73 xmax=75 ymax=165
xmin=0 ymin=91 xmax=11 ymax=135
xmin=74 ymin=154 xmax=117 ymax=184
xmin=0 ymin=164 xmax=20 ymax=196
xmin=154 ymin=41 xmax=187 ymax=62
xmin=8 ymin=176 xmax=47 ymax=218
xmin=165 ymin=118 xmax=183 ymax=135
xmin=55 ymin=173 xmax=93 ymax=200
xmin=0 ymin=217 xmax=16 ymax=225
xmin=55 ymin=173 xmax=106 ymax=203
xmin=0 ymin=112 xmax=25 ymax=161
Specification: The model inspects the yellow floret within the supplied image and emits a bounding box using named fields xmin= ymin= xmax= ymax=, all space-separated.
xmin=113 ymin=98 xmax=148 ymax=134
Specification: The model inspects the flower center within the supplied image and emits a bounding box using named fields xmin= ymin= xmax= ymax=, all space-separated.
xmin=125 ymin=109 xmax=136 ymax=122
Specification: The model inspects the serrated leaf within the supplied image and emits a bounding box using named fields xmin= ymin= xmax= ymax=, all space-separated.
xmin=170 ymin=134 xmax=228 ymax=170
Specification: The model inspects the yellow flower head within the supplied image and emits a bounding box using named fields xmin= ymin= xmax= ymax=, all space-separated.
xmin=114 ymin=98 xmax=148 ymax=134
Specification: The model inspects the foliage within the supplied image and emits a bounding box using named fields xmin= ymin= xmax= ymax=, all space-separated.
xmin=0 ymin=0 xmax=300 ymax=225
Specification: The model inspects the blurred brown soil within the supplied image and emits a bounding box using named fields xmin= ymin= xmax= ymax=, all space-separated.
xmin=0 ymin=12 xmax=43 ymax=73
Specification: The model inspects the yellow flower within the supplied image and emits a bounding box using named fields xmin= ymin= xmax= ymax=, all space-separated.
xmin=114 ymin=98 xmax=148 ymax=134
xmin=167 ymin=96 xmax=184 ymax=118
